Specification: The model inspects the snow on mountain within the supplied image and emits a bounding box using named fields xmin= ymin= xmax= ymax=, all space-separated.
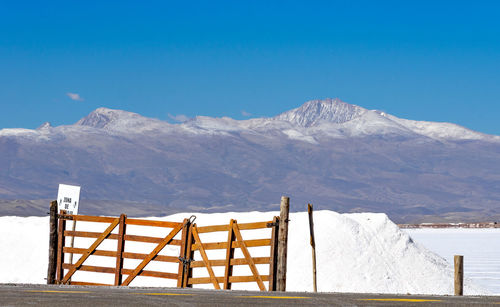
xmin=36 ymin=122 xmax=52 ymax=130
xmin=387 ymin=114 xmax=491 ymax=140
xmin=76 ymin=107 xmax=137 ymax=128
xmin=274 ymin=98 xmax=365 ymax=127
xmin=272 ymin=98 xmax=495 ymax=141
xmin=1 ymin=99 xmax=497 ymax=142
xmin=180 ymin=116 xmax=245 ymax=135
xmin=75 ymin=107 xmax=174 ymax=133
xmin=0 ymin=128 xmax=40 ymax=137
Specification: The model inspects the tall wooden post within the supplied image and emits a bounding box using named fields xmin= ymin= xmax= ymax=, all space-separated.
xmin=114 ymin=214 xmax=127 ymax=286
xmin=177 ymin=218 xmax=190 ymax=288
xmin=56 ymin=210 xmax=67 ymax=283
xmin=277 ymin=196 xmax=289 ymax=291
xmin=182 ymin=223 xmax=195 ymax=288
xmin=47 ymin=200 xmax=58 ymax=284
xmin=307 ymin=204 xmax=317 ymax=292
xmin=454 ymin=255 xmax=464 ymax=296
xmin=268 ymin=216 xmax=279 ymax=291
xmin=223 ymin=219 xmax=236 ymax=290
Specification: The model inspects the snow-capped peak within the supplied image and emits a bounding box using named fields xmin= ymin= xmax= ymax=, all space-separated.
xmin=273 ymin=98 xmax=366 ymax=127
xmin=74 ymin=107 xmax=174 ymax=134
xmin=36 ymin=122 xmax=52 ymax=130
xmin=75 ymin=107 xmax=140 ymax=128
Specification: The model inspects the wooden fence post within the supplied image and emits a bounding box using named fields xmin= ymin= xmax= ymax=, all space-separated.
xmin=268 ymin=216 xmax=279 ymax=291
xmin=308 ymin=204 xmax=317 ymax=292
xmin=277 ymin=196 xmax=289 ymax=291
xmin=47 ymin=200 xmax=58 ymax=284
xmin=182 ymin=223 xmax=195 ymax=288
xmin=223 ymin=219 xmax=236 ymax=290
xmin=114 ymin=214 xmax=127 ymax=286
xmin=56 ymin=210 xmax=67 ymax=283
xmin=455 ymin=255 xmax=464 ymax=296
xmin=177 ymin=218 xmax=190 ymax=288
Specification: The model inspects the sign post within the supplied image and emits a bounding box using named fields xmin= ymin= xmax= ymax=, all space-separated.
xmin=307 ymin=204 xmax=317 ymax=292
xmin=57 ymin=184 xmax=81 ymax=271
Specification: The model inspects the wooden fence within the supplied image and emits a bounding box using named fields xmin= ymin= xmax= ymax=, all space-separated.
xmin=47 ymin=199 xmax=289 ymax=291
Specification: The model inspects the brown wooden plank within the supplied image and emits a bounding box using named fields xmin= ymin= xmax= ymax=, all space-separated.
xmin=63 ymin=247 xmax=117 ymax=258
xmin=122 ymin=269 xmax=178 ymax=280
xmin=123 ymin=252 xmax=179 ymax=263
xmin=47 ymin=200 xmax=58 ymax=285
xmin=65 ymin=231 xmax=181 ymax=245
xmin=182 ymin=223 xmax=194 ymax=288
xmin=195 ymin=221 xmax=273 ymax=233
xmin=62 ymin=218 xmax=120 ymax=284
xmin=237 ymin=221 xmax=274 ymax=230
xmin=62 ymin=263 xmax=115 ymax=274
xmin=223 ymin=219 xmax=235 ymax=290
xmin=191 ymin=241 xmax=226 ymax=250
xmin=126 ymin=218 xmax=183 ymax=228
xmin=177 ymin=219 xmax=189 ymax=288
xmin=195 ymin=224 xmax=229 ymax=233
xmin=191 ymin=239 xmax=271 ymax=251
xmin=69 ymin=281 xmax=113 ymax=286
xmin=60 ymin=267 xmax=179 ymax=282
xmin=65 ymin=231 xmax=119 ymax=240
xmin=232 ymin=222 xmax=266 ymax=291
xmin=121 ymin=224 xmax=183 ymax=286
xmin=277 ymin=196 xmax=290 ymax=291
xmin=61 ymin=215 xmax=117 ymax=223
xmin=61 ymin=263 xmax=178 ymax=280
xmin=191 ymin=226 xmax=221 ymax=290
xmin=268 ymin=216 xmax=279 ymax=291
xmin=64 ymin=248 xmax=180 ymax=263
xmin=115 ymin=214 xmax=126 ymax=286
xmin=190 ymin=257 xmax=271 ymax=268
xmin=56 ymin=211 xmax=66 ymax=283
xmin=124 ymin=234 xmax=181 ymax=245
xmin=188 ymin=275 xmax=270 ymax=285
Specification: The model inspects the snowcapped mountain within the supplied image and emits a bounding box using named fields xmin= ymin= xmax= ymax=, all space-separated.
xmin=1 ymin=99 xmax=499 ymax=222
xmin=274 ymin=98 xmax=365 ymax=126
xmin=2 ymin=98 xmax=496 ymax=141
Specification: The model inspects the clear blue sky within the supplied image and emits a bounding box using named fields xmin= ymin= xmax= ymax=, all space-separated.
xmin=1 ymin=1 xmax=500 ymax=134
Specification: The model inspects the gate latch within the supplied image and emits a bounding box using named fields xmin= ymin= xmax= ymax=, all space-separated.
xmin=178 ymin=257 xmax=193 ymax=265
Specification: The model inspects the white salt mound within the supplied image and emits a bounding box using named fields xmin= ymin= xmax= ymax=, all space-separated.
xmin=0 ymin=211 xmax=487 ymax=295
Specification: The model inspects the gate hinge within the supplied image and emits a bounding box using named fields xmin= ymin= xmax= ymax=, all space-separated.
xmin=266 ymin=222 xmax=279 ymax=227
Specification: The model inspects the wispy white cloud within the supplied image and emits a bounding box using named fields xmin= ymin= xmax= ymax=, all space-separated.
xmin=168 ymin=113 xmax=190 ymax=122
xmin=66 ymin=92 xmax=84 ymax=101
xmin=241 ymin=110 xmax=252 ymax=117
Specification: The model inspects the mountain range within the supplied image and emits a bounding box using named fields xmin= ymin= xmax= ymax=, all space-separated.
xmin=1 ymin=98 xmax=499 ymax=223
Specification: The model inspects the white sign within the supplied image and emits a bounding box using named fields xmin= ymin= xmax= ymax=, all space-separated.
xmin=57 ymin=184 xmax=81 ymax=215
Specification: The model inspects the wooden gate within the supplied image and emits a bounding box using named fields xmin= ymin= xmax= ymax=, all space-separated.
xmin=182 ymin=217 xmax=280 ymax=291
xmin=56 ymin=212 xmax=189 ymax=286
xmin=51 ymin=209 xmax=282 ymax=291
